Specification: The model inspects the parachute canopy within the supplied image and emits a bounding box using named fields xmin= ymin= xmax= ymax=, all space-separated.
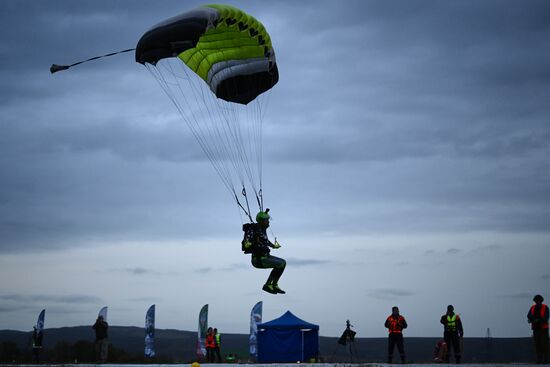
xmin=135 ymin=4 xmax=279 ymax=105
xmin=136 ymin=5 xmax=279 ymax=221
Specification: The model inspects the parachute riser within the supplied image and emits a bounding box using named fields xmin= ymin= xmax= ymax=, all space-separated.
xmin=241 ymin=187 xmax=254 ymax=223
xmin=235 ymin=193 xmax=253 ymax=223
xmin=257 ymin=189 xmax=263 ymax=212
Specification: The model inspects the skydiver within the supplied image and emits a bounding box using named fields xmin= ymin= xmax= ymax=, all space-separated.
xmin=242 ymin=209 xmax=286 ymax=294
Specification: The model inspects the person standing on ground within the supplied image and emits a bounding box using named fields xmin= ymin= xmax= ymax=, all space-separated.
xmin=92 ymin=315 xmax=109 ymax=363
xmin=527 ymin=294 xmax=549 ymax=364
xmin=440 ymin=305 xmax=463 ymax=363
xmin=385 ymin=306 xmax=407 ymax=363
xmin=213 ymin=327 xmax=222 ymax=363
xmin=31 ymin=326 xmax=43 ymax=363
xmin=205 ymin=327 xmax=216 ymax=363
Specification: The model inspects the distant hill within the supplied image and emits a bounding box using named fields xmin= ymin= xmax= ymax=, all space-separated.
xmin=0 ymin=326 xmax=534 ymax=363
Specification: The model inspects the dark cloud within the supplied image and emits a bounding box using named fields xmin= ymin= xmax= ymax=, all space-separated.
xmin=110 ymin=268 xmax=179 ymax=277
xmin=115 ymin=267 xmax=160 ymax=276
xmin=194 ymin=267 xmax=213 ymax=274
xmin=0 ymin=294 xmax=101 ymax=304
xmin=1 ymin=0 xmax=550 ymax=253
xmin=193 ymin=259 xmax=330 ymax=273
xmin=220 ymin=263 xmax=248 ymax=272
xmin=272 ymin=0 xmax=550 ymax=164
xmin=0 ymin=305 xmax=26 ymax=313
xmin=2 ymin=0 xmax=550 ymax=337
xmin=125 ymin=297 xmax=159 ymax=303
xmin=500 ymin=292 xmax=537 ymax=299
xmin=473 ymin=244 xmax=502 ymax=254
xmin=287 ymin=258 xmax=333 ymax=267
xmin=367 ymin=288 xmax=416 ymax=300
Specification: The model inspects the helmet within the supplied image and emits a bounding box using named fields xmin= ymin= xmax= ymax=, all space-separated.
xmin=256 ymin=211 xmax=270 ymax=222
xmin=534 ymin=294 xmax=544 ymax=303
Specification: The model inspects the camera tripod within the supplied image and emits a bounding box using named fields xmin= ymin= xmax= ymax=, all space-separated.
xmin=331 ymin=320 xmax=358 ymax=362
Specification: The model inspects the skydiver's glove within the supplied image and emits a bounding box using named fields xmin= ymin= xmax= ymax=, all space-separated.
xmin=243 ymin=241 xmax=252 ymax=250
xmin=272 ymin=241 xmax=281 ymax=249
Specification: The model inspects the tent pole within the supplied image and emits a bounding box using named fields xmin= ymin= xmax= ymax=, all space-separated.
xmin=302 ymin=330 xmax=305 ymax=362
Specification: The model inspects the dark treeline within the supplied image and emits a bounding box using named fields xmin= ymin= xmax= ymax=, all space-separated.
xmin=0 ymin=327 xmax=235 ymax=364
xmin=0 ymin=326 xmax=536 ymax=364
xmin=0 ymin=339 xmax=173 ymax=364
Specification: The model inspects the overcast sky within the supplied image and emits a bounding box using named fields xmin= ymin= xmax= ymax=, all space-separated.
xmin=1 ymin=0 xmax=549 ymax=339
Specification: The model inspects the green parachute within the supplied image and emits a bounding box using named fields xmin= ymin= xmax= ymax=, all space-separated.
xmin=135 ymin=4 xmax=279 ymax=220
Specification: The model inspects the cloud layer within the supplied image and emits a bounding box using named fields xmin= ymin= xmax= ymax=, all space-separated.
xmin=0 ymin=0 xmax=549 ymax=337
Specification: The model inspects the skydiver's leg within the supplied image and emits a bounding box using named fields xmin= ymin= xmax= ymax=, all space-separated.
xmin=252 ymin=255 xmax=286 ymax=282
xmin=252 ymin=255 xmax=286 ymax=293
xmin=265 ymin=255 xmax=286 ymax=284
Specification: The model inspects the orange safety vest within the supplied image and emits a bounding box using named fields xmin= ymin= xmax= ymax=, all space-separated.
xmin=387 ymin=315 xmax=405 ymax=333
xmin=530 ymin=304 xmax=549 ymax=329
xmin=205 ymin=334 xmax=216 ymax=348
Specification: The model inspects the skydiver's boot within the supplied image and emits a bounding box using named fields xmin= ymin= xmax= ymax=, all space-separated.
xmin=400 ymin=354 xmax=406 ymax=364
xmin=272 ymin=283 xmax=286 ymax=294
xmin=388 ymin=355 xmax=393 ymax=364
xmin=262 ymin=283 xmax=277 ymax=294
xmin=455 ymin=355 xmax=461 ymax=364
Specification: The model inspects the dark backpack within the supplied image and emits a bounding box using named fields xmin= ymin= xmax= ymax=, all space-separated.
xmin=241 ymin=223 xmax=255 ymax=254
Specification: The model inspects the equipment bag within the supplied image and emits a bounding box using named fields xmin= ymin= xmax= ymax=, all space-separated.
xmin=241 ymin=223 xmax=255 ymax=254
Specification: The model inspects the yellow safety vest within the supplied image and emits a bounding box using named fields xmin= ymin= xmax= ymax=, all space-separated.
xmin=447 ymin=315 xmax=457 ymax=331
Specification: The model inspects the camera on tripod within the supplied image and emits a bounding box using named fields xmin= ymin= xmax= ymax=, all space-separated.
xmin=331 ymin=319 xmax=359 ymax=362
xmin=338 ymin=319 xmax=357 ymax=346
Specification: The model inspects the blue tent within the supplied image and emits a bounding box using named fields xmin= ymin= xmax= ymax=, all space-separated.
xmin=257 ymin=310 xmax=319 ymax=363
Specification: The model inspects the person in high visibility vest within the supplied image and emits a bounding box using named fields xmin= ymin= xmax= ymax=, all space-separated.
xmin=527 ymin=294 xmax=549 ymax=364
xmin=384 ymin=306 xmax=408 ymax=363
xmin=440 ymin=305 xmax=464 ymax=363
xmin=213 ymin=328 xmax=222 ymax=363
xmin=205 ymin=327 xmax=216 ymax=363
